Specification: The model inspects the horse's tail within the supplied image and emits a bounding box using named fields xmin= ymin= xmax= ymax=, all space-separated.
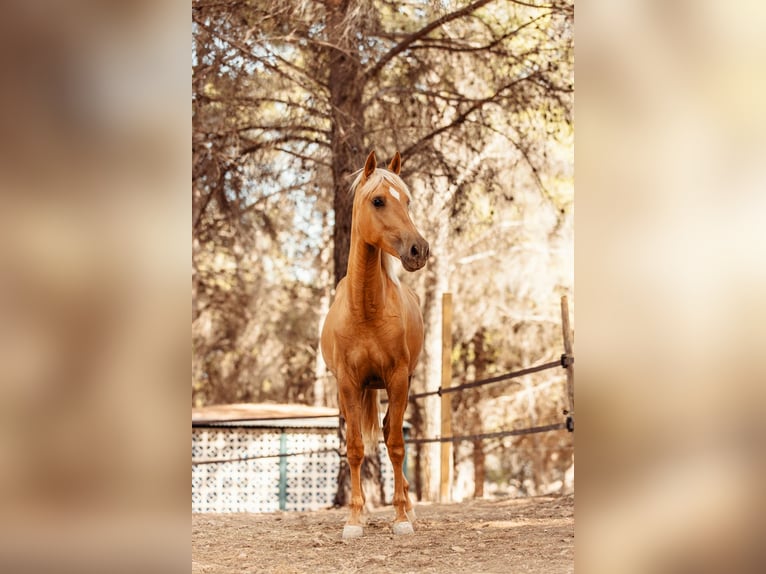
xmin=360 ymin=388 xmax=380 ymax=456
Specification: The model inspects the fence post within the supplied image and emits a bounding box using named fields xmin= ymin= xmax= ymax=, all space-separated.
xmin=560 ymin=295 xmax=575 ymax=429
xmin=278 ymin=430 xmax=288 ymax=510
xmin=440 ymin=292 xmax=453 ymax=502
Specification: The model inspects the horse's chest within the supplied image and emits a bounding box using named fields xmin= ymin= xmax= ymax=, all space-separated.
xmin=343 ymin=322 xmax=405 ymax=372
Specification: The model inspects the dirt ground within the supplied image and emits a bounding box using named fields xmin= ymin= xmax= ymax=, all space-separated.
xmin=192 ymin=494 xmax=574 ymax=574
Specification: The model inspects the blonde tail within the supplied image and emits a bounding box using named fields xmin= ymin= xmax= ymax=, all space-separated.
xmin=360 ymin=388 xmax=380 ymax=456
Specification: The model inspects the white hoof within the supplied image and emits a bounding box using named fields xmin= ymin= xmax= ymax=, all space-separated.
xmin=405 ymin=507 xmax=417 ymax=522
xmin=392 ymin=521 xmax=414 ymax=536
xmin=342 ymin=525 xmax=363 ymax=539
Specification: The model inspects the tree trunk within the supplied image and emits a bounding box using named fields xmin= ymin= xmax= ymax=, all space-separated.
xmin=313 ymin=211 xmax=333 ymax=408
xmin=472 ymin=437 xmax=485 ymax=498
xmin=332 ymin=417 xmax=385 ymax=509
xmin=409 ymin=399 xmax=425 ymax=500
xmin=418 ymin=220 xmax=449 ymax=501
xmin=327 ymin=0 xmax=366 ymax=287
xmin=326 ymin=0 xmax=385 ymax=506
xmin=471 ymin=328 xmax=488 ymax=498
xmin=313 ymin=288 xmax=330 ymax=407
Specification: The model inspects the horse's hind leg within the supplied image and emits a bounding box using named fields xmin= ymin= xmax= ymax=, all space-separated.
xmin=339 ymin=381 xmax=366 ymax=539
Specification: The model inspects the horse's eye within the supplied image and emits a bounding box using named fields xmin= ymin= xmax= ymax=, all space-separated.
xmin=372 ymin=197 xmax=385 ymax=208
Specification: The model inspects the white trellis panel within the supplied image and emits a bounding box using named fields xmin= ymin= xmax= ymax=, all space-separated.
xmin=192 ymin=428 xmax=287 ymax=513
xmin=193 ymin=426 xmax=401 ymax=513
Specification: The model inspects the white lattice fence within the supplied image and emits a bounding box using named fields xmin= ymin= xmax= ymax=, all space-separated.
xmin=192 ymin=426 xmax=399 ymax=513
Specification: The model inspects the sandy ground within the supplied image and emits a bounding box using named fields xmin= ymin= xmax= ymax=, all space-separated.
xmin=192 ymin=494 xmax=574 ymax=574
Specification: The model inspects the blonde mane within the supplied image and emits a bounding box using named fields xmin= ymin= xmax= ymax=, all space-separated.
xmin=382 ymin=253 xmax=401 ymax=287
xmin=349 ymin=168 xmax=412 ymax=202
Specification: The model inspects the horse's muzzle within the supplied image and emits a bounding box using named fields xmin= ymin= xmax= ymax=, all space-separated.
xmin=400 ymin=238 xmax=430 ymax=271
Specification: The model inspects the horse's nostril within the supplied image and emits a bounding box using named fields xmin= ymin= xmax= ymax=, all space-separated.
xmin=410 ymin=245 xmax=419 ymax=257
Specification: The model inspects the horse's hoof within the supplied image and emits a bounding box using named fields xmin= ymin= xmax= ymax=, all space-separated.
xmin=406 ymin=507 xmax=417 ymax=522
xmin=342 ymin=525 xmax=363 ymax=539
xmin=392 ymin=521 xmax=414 ymax=536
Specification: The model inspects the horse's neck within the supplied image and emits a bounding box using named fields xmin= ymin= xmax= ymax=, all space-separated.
xmin=347 ymin=237 xmax=389 ymax=320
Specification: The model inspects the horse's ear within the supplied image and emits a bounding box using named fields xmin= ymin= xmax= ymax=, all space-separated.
xmin=363 ymin=150 xmax=377 ymax=178
xmin=388 ymin=151 xmax=401 ymax=175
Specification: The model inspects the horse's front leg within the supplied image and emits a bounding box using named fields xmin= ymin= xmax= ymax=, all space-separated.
xmin=385 ymin=367 xmax=415 ymax=535
xmin=339 ymin=377 xmax=365 ymax=539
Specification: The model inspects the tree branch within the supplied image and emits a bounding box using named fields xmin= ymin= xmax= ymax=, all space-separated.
xmin=364 ymin=0 xmax=498 ymax=80
xmin=238 ymin=135 xmax=329 ymax=158
xmin=200 ymin=94 xmax=331 ymax=119
xmin=193 ymin=14 xmax=326 ymax=94
xmin=402 ymin=72 xmax=541 ymax=158
xmin=399 ymin=11 xmax=551 ymax=55
xmin=236 ymin=124 xmax=330 ymax=138
xmin=274 ymin=146 xmax=333 ymax=168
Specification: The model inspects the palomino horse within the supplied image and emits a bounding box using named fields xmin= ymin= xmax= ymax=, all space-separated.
xmin=321 ymin=150 xmax=429 ymax=539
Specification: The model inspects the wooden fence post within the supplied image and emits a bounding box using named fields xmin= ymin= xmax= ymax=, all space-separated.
xmin=560 ymin=295 xmax=575 ymax=429
xmin=440 ymin=292 xmax=453 ymax=502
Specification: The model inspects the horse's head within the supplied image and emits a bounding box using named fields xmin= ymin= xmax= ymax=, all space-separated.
xmin=352 ymin=151 xmax=430 ymax=272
